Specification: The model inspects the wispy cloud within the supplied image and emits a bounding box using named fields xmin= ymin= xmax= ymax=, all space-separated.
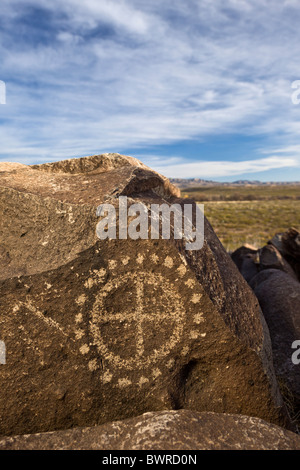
xmin=152 ymin=155 xmax=299 ymax=179
xmin=0 ymin=1 xmax=300 ymax=179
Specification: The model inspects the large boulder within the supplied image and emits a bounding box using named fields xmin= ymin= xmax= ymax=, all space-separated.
xmin=0 ymin=154 xmax=290 ymax=437
xmin=282 ymin=228 xmax=300 ymax=260
xmin=250 ymin=269 xmax=300 ymax=422
xmin=0 ymin=154 xmax=179 ymax=280
xmin=269 ymin=228 xmax=300 ymax=281
xmin=259 ymin=245 xmax=298 ymax=280
xmin=0 ymin=410 xmax=299 ymax=450
xmin=231 ymin=245 xmax=259 ymax=283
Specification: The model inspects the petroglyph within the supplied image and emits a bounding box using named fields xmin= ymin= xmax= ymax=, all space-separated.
xmin=76 ymin=295 xmax=87 ymax=306
xmin=177 ymin=264 xmax=187 ymax=277
xmin=164 ymin=256 xmax=174 ymax=268
xmin=118 ymin=378 xmax=132 ymax=388
xmin=89 ymin=271 xmax=186 ymax=371
xmin=194 ymin=313 xmax=204 ymax=324
xmin=191 ymin=293 xmax=202 ymax=304
xmin=185 ymin=279 xmax=196 ymax=289
xmin=136 ymin=253 xmax=144 ymax=265
xmin=9 ymin=250 xmax=207 ymax=390
xmin=24 ymin=298 xmax=72 ymax=340
xmin=0 ymin=153 xmax=291 ymax=436
xmin=108 ymin=260 xmax=117 ymax=270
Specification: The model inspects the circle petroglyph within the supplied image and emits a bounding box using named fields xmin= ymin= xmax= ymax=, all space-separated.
xmin=89 ymin=270 xmax=186 ymax=371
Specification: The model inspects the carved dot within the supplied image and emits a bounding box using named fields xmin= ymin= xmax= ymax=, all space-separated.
xmin=193 ymin=313 xmax=204 ymax=324
xmin=191 ymin=293 xmax=202 ymax=304
xmin=150 ymin=254 xmax=159 ymax=264
xmin=164 ymin=256 xmax=174 ymax=268
xmin=103 ymin=371 xmax=113 ymax=384
xmin=166 ymin=358 xmax=175 ymax=369
xmin=93 ymin=268 xmax=107 ymax=279
xmin=136 ymin=254 xmax=144 ymax=265
xmin=80 ymin=344 xmax=90 ymax=355
xmin=138 ymin=376 xmax=149 ymax=387
xmin=75 ymin=313 xmax=83 ymax=323
xmin=76 ymin=296 xmax=86 ymax=306
xmin=118 ymin=378 xmax=132 ymax=388
xmin=84 ymin=278 xmax=95 ymax=289
xmin=75 ymin=329 xmax=85 ymax=340
xmin=185 ymin=279 xmax=196 ymax=289
xmin=88 ymin=359 xmax=99 ymax=371
xmin=108 ymin=260 xmax=117 ymax=270
xmin=152 ymin=368 xmax=162 ymax=379
xmin=190 ymin=330 xmax=199 ymax=339
xmin=177 ymin=264 xmax=186 ymax=276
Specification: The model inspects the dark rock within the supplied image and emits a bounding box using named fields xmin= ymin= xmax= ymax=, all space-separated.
xmin=231 ymin=244 xmax=259 ymax=283
xmin=249 ymin=269 xmax=279 ymax=290
xmin=259 ymin=244 xmax=298 ymax=280
xmin=240 ymin=256 xmax=259 ymax=283
xmin=0 ymin=154 xmax=290 ymax=437
xmin=269 ymin=229 xmax=300 ymax=281
xmin=0 ymin=410 xmax=299 ymax=450
xmin=281 ymin=228 xmax=300 ymax=280
xmin=231 ymin=244 xmax=258 ymax=271
xmin=282 ymin=228 xmax=300 ymax=260
xmin=269 ymin=233 xmax=284 ymax=254
xmin=250 ymin=269 xmax=300 ymax=423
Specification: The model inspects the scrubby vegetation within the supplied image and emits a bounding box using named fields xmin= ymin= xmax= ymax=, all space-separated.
xmin=182 ymin=185 xmax=300 ymax=252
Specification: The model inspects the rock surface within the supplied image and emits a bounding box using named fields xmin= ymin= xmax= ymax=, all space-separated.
xmin=250 ymin=269 xmax=300 ymax=422
xmin=233 ymin=230 xmax=300 ymax=429
xmin=0 ymin=154 xmax=179 ymax=280
xmin=231 ymin=244 xmax=259 ymax=283
xmin=0 ymin=154 xmax=290 ymax=437
xmin=0 ymin=410 xmax=299 ymax=450
xmin=259 ymin=244 xmax=298 ymax=280
xmin=231 ymin=244 xmax=258 ymax=270
xmin=269 ymin=228 xmax=300 ymax=281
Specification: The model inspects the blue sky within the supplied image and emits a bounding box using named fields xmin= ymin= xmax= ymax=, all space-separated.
xmin=1 ymin=0 xmax=300 ymax=181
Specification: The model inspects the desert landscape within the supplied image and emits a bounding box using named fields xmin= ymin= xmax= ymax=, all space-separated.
xmin=179 ymin=183 xmax=300 ymax=252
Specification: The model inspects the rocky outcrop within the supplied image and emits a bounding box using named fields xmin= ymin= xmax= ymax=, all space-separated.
xmin=231 ymin=244 xmax=258 ymax=283
xmin=0 ymin=154 xmax=179 ymax=280
xmin=0 ymin=154 xmax=290 ymax=438
xmin=231 ymin=236 xmax=299 ymax=284
xmin=250 ymin=269 xmax=300 ymax=421
xmin=259 ymin=245 xmax=298 ymax=280
xmin=269 ymin=228 xmax=300 ymax=281
xmin=0 ymin=410 xmax=299 ymax=450
xmin=233 ymin=229 xmax=300 ymax=427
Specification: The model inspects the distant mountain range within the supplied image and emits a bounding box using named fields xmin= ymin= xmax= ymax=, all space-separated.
xmin=169 ymin=178 xmax=300 ymax=189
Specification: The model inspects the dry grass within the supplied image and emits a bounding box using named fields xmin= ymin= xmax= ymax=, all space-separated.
xmin=183 ymin=184 xmax=300 ymax=201
xmin=181 ymin=185 xmax=300 ymax=252
xmin=202 ymin=200 xmax=300 ymax=252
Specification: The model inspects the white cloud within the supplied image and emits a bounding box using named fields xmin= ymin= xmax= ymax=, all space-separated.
xmin=57 ymin=0 xmax=154 ymax=35
xmin=1 ymin=0 xmax=300 ymax=179
xmin=153 ymin=156 xmax=299 ymax=179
